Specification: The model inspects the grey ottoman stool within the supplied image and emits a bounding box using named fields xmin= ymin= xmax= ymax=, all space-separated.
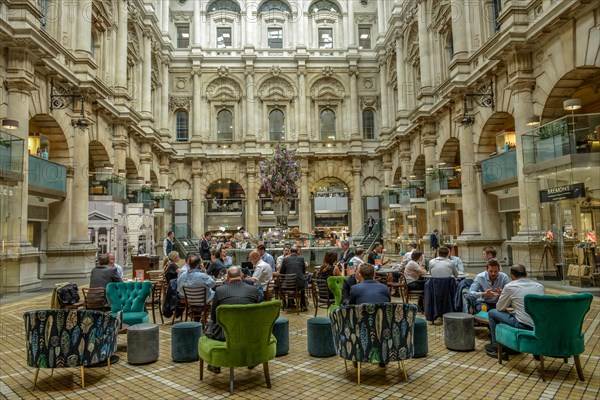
xmin=171 ymin=322 xmax=203 ymax=362
xmin=273 ymin=317 xmax=289 ymax=356
xmin=127 ymin=323 xmax=159 ymax=364
xmin=443 ymin=312 xmax=475 ymax=351
xmin=307 ymin=317 xmax=336 ymax=357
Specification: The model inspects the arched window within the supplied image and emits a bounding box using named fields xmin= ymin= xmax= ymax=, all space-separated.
xmin=309 ymin=0 xmax=340 ymax=13
xmin=176 ymin=110 xmax=189 ymax=141
xmin=269 ymin=109 xmax=285 ymax=141
xmin=362 ymin=109 xmax=375 ymax=140
xmin=207 ymin=0 xmax=241 ymax=13
xmin=258 ymin=0 xmax=292 ymax=14
xmin=217 ymin=109 xmax=233 ymax=141
xmin=320 ymin=108 xmax=336 ymax=141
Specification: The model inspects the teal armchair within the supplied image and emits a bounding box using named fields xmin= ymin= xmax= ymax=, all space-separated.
xmin=327 ymin=276 xmax=345 ymax=316
xmin=106 ymin=282 xmax=152 ymax=326
xmin=198 ymin=300 xmax=281 ymax=395
xmin=496 ymin=292 xmax=593 ymax=381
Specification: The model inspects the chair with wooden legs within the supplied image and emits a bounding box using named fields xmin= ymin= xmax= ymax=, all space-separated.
xmin=82 ymin=287 xmax=108 ymax=311
xmin=182 ymin=286 xmax=212 ymax=329
xmin=146 ymin=281 xmax=164 ymax=324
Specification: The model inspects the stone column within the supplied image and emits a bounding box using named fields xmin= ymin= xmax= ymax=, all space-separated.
xmin=400 ymin=149 xmax=412 ymax=237
xmin=379 ymin=59 xmax=389 ymax=135
xmin=450 ymin=0 xmax=468 ymax=59
xmin=159 ymin=155 xmax=169 ymax=190
xmin=71 ymin=125 xmax=91 ymax=244
xmin=75 ymin=0 xmax=92 ymax=56
xmin=193 ymin=0 xmax=201 ymax=46
xmin=475 ymin=163 xmax=502 ymax=238
xmin=192 ymin=160 xmax=203 ymax=237
xmin=139 ymin=142 xmax=151 ymax=182
xmin=299 ymin=159 xmax=311 ymax=232
xmin=162 ymin=0 xmax=170 ymax=34
xmin=246 ymin=160 xmax=258 ymax=236
xmin=297 ymin=11 xmax=305 ymax=46
xmin=395 ymin=33 xmax=407 ymax=112
xmin=297 ymin=69 xmax=308 ymax=140
xmin=245 ymin=68 xmax=255 ymax=140
xmin=141 ymin=32 xmax=152 ymax=116
xmin=422 ymin=127 xmax=436 ymax=236
xmin=346 ymin=0 xmax=355 ymax=46
xmin=115 ymin=0 xmax=128 ymax=93
xmin=349 ymin=67 xmax=360 ymax=139
xmin=192 ymin=68 xmax=201 ymax=139
xmin=351 ymin=159 xmax=363 ymax=235
xmin=161 ymin=61 xmax=170 ymax=132
xmin=113 ymin=133 xmax=127 ymax=174
xmin=417 ymin=0 xmax=432 ymax=90
xmin=459 ymin=124 xmax=481 ymax=237
xmin=377 ymin=0 xmax=385 ymax=34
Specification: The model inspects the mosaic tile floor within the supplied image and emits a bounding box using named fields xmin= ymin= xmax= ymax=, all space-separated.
xmin=0 ymin=287 xmax=598 ymax=400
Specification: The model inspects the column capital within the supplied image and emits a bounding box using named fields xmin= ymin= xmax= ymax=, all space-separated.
xmin=191 ymin=67 xmax=202 ymax=77
xmin=348 ymin=66 xmax=359 ymax=77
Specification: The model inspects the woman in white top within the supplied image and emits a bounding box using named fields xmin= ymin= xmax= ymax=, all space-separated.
xmin=404 ymin=251 xmax=427 ymax=291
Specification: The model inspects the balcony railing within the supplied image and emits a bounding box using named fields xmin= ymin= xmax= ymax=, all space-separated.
xmin=522 ymin=114 xmax=600 ymax=166
xmin=89 ymin=173 xmax=127 ymax=200
xmin=481 ymin=149 xmax=517 ymax=189
xmin=0 ymin=130 xmax=24 ymax=181
xmin=127 ymin=186 xmax=153 ymax=206
xmin=153 ymin=193 xmax=172 ymax=212
xmin=259 ymin=197 xmax=297 ymax=214
xmin=28 ymin=155 xmax=66 ymax=197
xmin=384 ymin=187 xmax=426 ymax=209
xmin=206 ymin=198 xmax=244 ymax=214
xmin=426 ymin=171 xmax=461 ymax=195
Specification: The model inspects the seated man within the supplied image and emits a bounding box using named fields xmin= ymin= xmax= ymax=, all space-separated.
xmin=467 ymin=259 xmax=509 ymax=313
xmin=280 ymin=245 xmax=308 ymax=311
xmin=205 ymin=266 xmax=261 ymax=373
xmin=428 ymin=246 xmax=459 ymax=278
xmin=248 ymin=250 xmax=273 ymax=291
xmin=90 ymin=254 xmax=122 ymax=289
xmin=485 ymin=264 xmax=545 ymax=358
xmin=349 ymin=264 xmax=390 ymax=305
xmin=446 ymin=245 xmax=464 ymax=273
xmin=207 ymin=249 xmax=226 ymax=278
xmin=177 ymin=254 xmax=216 ymax=301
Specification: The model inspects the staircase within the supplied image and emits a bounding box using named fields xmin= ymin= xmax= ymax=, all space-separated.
xmin=353 ymin=219 xmax=384 ymax=254
xmin=171 ymin=223 xmax=200 ymax=257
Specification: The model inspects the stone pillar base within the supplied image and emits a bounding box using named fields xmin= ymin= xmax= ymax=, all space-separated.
xmin=0 ymin=251 xmax=42 ymax=295
xmin=454 ymin=238 xmax=505 ymax=270
xmin=43 ymin=244 xmax=97 ymax=284
xmin=505 ymin=240 xmax=550 ymax=278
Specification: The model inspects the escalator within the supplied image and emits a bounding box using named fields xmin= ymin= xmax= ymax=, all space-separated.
xmin=171 ymin=223 xmax=200 ymax=257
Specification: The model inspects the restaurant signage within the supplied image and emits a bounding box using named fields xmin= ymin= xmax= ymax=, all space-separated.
xmin=539 ymin=183 xmax=585 ymax=203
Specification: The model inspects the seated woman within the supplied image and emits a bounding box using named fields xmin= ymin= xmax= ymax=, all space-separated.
xmin=404 ymin=251 xmax=427 ymax=291
xmin=314 ymin=250 xmax=342 ymax=280
xmin=163 ymin=251 xmax=181 ymax=283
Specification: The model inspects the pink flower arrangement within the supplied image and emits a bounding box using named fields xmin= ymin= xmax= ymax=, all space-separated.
xmin=259 ymin=144 xmax=301 ymax=198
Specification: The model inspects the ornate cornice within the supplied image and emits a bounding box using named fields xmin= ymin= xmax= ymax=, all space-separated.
xmin=169 ymin=96 xmax=192 ymax=111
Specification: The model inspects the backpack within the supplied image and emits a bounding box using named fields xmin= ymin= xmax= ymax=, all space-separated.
xmin=56 ymin=283 xmax=80 ymax=306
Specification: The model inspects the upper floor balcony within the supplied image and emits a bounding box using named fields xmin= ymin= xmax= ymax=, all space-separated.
xmin=426 ymin=170 xmax=461 ymax=199
xmin=127 ymin=185 xmax=153 ymax=207
xmin=481 ymin=149 xmax=518 ymax=191
xmin=28 ymin=155 xmax=66 ymax=199
xmin=384 ymin=186 xmax=426 ymax=211
xmin=153 ymin=193 xmax=172 ymax=212
xmin=0 ymin=130 xmax=24 ymax=182
xmin=89 ymin=173 xmax=127 ymax=202
xmin=522 ymin=114 xmax=600 ymax=171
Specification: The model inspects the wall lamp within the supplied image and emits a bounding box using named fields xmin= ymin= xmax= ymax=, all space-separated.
xmin=50 ymin=79 xmax=88 ymax=129
xmin=2 ymin=119 xmax=19 ymax=130
xmin=461 ymin=80 xmax=495 ymax=127
xmin=526 ymin=116 xmax=541 ymax=126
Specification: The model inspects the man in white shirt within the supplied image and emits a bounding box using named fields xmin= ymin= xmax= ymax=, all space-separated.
xmin=428 ymin=247 xmax=458 ymax=278
xmin=276 ymin=245 xmax=291 ymax=271
xmin=401 ymin=242 xmax=418 ymax=269
xmin=107 ymin=252 xmax=124 ymax=279
xmin=486 ymin=264 xmax=545 ymax=358
xmin=249 ymin=250 xmax=273 ymax=290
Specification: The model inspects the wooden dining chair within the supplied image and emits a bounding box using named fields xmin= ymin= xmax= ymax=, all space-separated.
xmin=182 ymin=286 xmax=211 ymax=329
xmin=146 ymin=281 xmax=164 ymax=324
xmin=82 ymin=287 xmax=107 ymax=311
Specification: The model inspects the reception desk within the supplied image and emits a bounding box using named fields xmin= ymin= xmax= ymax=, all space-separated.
xmin=226 ymin=246 xmax=340 ymax=267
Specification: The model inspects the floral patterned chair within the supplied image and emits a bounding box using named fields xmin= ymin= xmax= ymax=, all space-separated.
xmin=23 ymin=309 xmax=119 ymax=389
xmin=330 ymin=303 xmax=418 ymax=384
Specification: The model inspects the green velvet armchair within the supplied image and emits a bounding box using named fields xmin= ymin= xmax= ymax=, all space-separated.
xmin=198 ymin=300 xmax=281 ymax=395
xmin=106 ymin=282 xmax=152 ymax=326
xmin=496 ymin=292 xmax=593 ymax=381
xmin=327 ymin=276 xmax=345 ymax=316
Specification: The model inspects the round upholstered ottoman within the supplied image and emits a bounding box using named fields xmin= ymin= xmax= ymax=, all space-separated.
xmin=171 ymin=322 xmax=203 ymax=362
xmin=413 ymin=317 xmax=428 ymax=358
xmin=307 ymin=317 xmax=335 ymax=357
xmin=273 ymin=317 xmax=289 ymax=356
xmin=443 ymin=312 xmax=475 ymax=351
xmin=127 ymin=323 xmax=160 ymax=364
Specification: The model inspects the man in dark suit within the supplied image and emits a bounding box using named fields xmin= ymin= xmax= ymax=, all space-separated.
xmin=349 ymin=264 xmax=390 ymax=305
xmin=279 ymin=245 xmax=307 ymax=311
xmin=205 ymin=266 xmax=261 ymax=373
xmin=200 ymin=231 xmax=212 ymax=261
xmin=90 ymin=254 xmax=122 ymax=289
xmin=339 ymin=240 xmax=354 ymax=269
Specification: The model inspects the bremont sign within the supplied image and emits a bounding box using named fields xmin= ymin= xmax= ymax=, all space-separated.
xmin=539 ymin=183 xmax=585 ymax=203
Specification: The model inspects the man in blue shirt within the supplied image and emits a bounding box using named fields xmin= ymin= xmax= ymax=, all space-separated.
xmin=258 ymin=244 xmax=275 ymax=272
xmin=349 ymin=264 xmax=390 ymax=305
xmin=468 ymin=259 xmax=509 ymax=312
xmin=177 ymin=254 xmax=215 ymax=301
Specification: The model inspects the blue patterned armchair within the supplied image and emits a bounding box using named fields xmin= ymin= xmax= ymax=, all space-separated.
xmin=330 ymin=303 xmax=418 ymax=384
xmin=23 ymin=309 xmax=119 ymax=389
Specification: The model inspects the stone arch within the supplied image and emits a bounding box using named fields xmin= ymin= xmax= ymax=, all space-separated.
xmin=256 ymin=76 xmax=297 ymax=102
xmin=199 ymin=161 xmax=247 ymax=197
xmin=308 ymin=76 xmax=346 ymax=101
xmin=438 ymin=137 xmax=460 ymax=166
xmin=29 ymin=114 xmax=70 ymax=166
xmin=392 ymin=166 xmax=402 ymax=185
xmin=412 ymin=154 xmax=425 ymax=178
xmin=305 ymin=0 xmax=345 ymax=14
xmin=206 ymin=76 xmax=244 ymax=102
xmin=149 ymin=170 xmax=159 ymax=190
xmin=539 ymin=68 xmax=600 ymax=121
xmin=88 ymin=140 xmax=110 ymax=171
xmin=125 ymin=157 xmax=139 ymax=181
xmin=477 ymin=111 xmax=515 ymax=155
xmin=362 ymin=177 xmax=381 ymax=197
xmin=172 ymin=179 xmax=192 ymax=200
xmin=307 ymin=160 xmax=352 ymax=193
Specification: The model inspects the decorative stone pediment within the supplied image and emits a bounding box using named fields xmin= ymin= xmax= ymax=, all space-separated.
xmin=257 ymin=76 xmax=295 ymax=102
xmin=360 ymin=96 xmax=380 ymax=110
xmin=169 ymin=96 xmax=192 ymax=111
xmin=310 ymin=77 xmax=345 ymax=101
xmin=206 ymin=77 xmax=242 ymax=102
xmin=171 ymin=11 xmax=193 ymax=23
xmin=355 ymin=13 xmax=376 ymax=24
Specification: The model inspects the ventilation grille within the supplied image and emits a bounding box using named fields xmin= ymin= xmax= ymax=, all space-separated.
xmin=28 ymin=205 xmax=48 ymax=221
xmin=498 ymin=196 xmax=519 ymax=212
